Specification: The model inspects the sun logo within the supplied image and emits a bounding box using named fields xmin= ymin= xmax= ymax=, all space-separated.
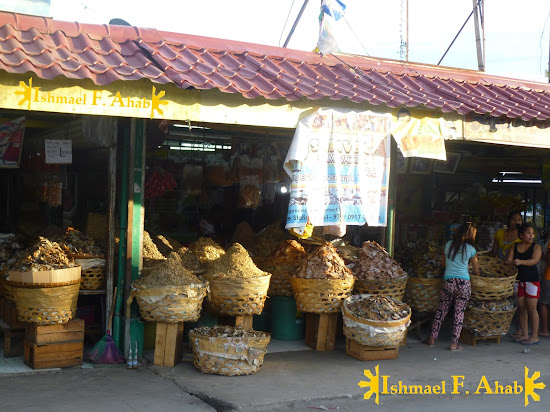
xmin=14 ymin=77 xmax=34 ymax=110
xmin=524 ymin=366 xmax=546 ymax=407
xmin=358 ymin=364 xmax=381 ymax=405
xmin=150 ymin=86 xmax=168 ymax=119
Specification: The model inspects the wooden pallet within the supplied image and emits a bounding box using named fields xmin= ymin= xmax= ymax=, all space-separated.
xmin=154 ymin=322 xmax=184 ymax=367
xmin=0 ymin=318 xmax=24 ymax=357
xmin=24 ymin=341 xmax=83 ymax=369
xmin=459 ymin=329 xmax=501 ymax=346
xmin=25 ymin=318 xmax=85 ymax=345
xmin=345 ymin=338 xmax=399 ymax=361
xmin=305 ymin=313 xmax=338 ymax=351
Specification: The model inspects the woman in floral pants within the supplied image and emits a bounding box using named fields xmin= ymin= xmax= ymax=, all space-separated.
xmin=425 ymin=222 xmax=479 ymax=351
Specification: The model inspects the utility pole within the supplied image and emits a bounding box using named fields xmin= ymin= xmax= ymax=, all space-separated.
xmin=473 ymin=0 xmax=485 ymax=71
xmin=406 ymin=0 xmax=409 ymax=61
xmin=283 ymin=0 xmax=310 ymax=48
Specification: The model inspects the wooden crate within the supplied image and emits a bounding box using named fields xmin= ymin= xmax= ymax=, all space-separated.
xmin=0 ymin=297 xmax=24 ymax=329
xmin=345 ymin=338 xmax=399 ymax=361
xmin=0 ymin=318 xmax=24 ymax=357
xmin=305 ymin=313 xmax=338 ymax=351
xmin=26 ymin=318 xmax=85 ymax=345
xmin=24 ymin=341 xmax=83 ymax=369
xmin=460 ymin=329 xmax=501 ymax=346
xmin=234 ymin=315 xmax=253 ymax=330
xmin=154 ymin=322 xmax=184 ymax=367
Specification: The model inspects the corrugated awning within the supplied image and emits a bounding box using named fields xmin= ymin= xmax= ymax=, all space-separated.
xmin=2 ymin=11 xmax=550 ymax=121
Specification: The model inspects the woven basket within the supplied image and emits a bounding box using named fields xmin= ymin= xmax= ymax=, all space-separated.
xmin=133 ymin=282 xmax=208 ymax=323
xmin=9 ymin=279 xmax=80 ymax=325
xmin=470 ymin=256 xmax=517 ymax=300
xmin=73 ymin=256 xmax=106 ymax=291
xmin=291 ymin=277 xmax=355 ymax=314
xmin=342 ymin=294 xmax=411 ymax=347
xmin=189 ymin=328 xmax=271 ymax=376
xmin=354 ymin=276 xmax=408 ymax=301
xmin=205 ymin=274 xmax=271 ymax=316
xmin=463 ymin=305 xmax=516 ymax=337
xmin=403 ymin=277 xmax=442 ymax=312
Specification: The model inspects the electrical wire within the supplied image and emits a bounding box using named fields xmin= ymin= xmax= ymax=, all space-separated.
xmin=279 ymin=0 xmax=297 ymax=47
xmin=343 ymin=16 xmax=370 ymax=56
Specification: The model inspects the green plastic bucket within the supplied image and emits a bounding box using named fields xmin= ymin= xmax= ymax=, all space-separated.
xmin=270 ymin=296 xmax=305 ymax=340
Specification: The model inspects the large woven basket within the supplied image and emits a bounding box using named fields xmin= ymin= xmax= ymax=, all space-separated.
xmin=470 ymin=256 xmax=517 ymax=300
xmin=354 ymin=276 xmax=408 ymax=301
xmin=189 ymin=328 xmax=271 ymax=376
xmin=463 ymin=305 xmax=516 ymax=337
xmin=403 ymin=277 xmax=442 ymax=312
xmin=73 ymin=256 xmax=106 ymax=291
xmin=205 ymin=274 xmax=271 ymax=316
xmin=9 ymin=279 xmax=80 ymax=325
xmin=342 ymin=294 xmax=411 ymax=347
xmin=132 ymin=282 xmax=208 ymax=323
xmin=291 ymin=277 xmax=355 ymax=314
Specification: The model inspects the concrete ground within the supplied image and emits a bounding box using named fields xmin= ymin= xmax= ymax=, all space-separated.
xmin=1 ymin=328 xmax=550 ymax=411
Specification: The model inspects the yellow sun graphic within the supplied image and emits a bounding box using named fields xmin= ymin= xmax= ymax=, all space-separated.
xmin=151 ymin=85 xmax=168 ymax=118
xmin=524 ymin=366 xmax=546 ymax=407
xmin=358 ymin=364 xmax=380 ymax=405
xmin=14 ymin=77 xmax=34 ymax=110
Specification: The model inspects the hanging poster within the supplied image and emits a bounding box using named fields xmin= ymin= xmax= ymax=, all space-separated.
xmin=45 ymin=140 xmax=73 ymax=164
xmin=391 ymin=108 xmax=453 ymax=160
xmin=0 ymin=116 xmax=25 ymax=168
xmin=284 ymin=108 xmax=391 ymax=230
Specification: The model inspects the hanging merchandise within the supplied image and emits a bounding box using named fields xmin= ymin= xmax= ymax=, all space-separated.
xmin=0 ymin=116 xmax=25 ymax=168
xmin=284 ymin=108 xmax=391 ymax=234
xmin=144 ymin=168 xmax=177 ymax=200
xmin=239 ymin=175 xmax=262 ymax=209
xmin=204 ymin=155 xmax=232 ymax=186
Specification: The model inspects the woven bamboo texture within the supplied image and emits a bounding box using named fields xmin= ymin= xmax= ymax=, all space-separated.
xmin=342 ymin=295 xmax=411 ymax=347
xmin=463 ymin=305 xmax=516 ymax=337
xmin=9 ymin=279 xmax=80 ymax=325
xmin=189 ymin=330 xmax=271 ymax=376
xmin=470 ymin=256 xmax=517 ymax=300
xmin=133 ymin=282 xmax=208 ymax=323
xmin=205 ymin=274 xmax=271 ymax=316
xmin=404 ymin=277 xmax=442 ymax=312
xmin=353 ymin=276 xmax=408 ymax=301
xmin=291 ymin=278 xmax=355 ymax=314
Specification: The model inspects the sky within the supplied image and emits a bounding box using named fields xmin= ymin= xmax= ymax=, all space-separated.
xmin=34 ymin=1 xmax=550 ymax=83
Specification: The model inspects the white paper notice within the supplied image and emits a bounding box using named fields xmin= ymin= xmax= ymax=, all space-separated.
xmin=45 ymin=140 xmax=73 ymax=164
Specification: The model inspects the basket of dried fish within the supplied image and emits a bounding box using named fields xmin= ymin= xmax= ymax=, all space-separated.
xmin=203 ymin=244 xmax=271 ymax=315
xmin=131 ymin=253 xmax=208 ymax=323
xmin=463 ymin=297 xmax=517 ymax=337
xmin=71 ymin=256 xmax=105 ymax=291
xmin=342 ymin=294 xmax=411 ymax=347
xmin=403 ymin=277 xmax=442 ymax=312
xmin=469 ymin=256 xmax=517 ymax=301
xmin=189 ymin=326 xmax=271 ymax=376
xmin=352 ymin=241 xmax=408 ymax=300
xmin=291 ymin=243 xmax=355 ymax=314
xmin=257 ymin=240 xmax=307 ymax=297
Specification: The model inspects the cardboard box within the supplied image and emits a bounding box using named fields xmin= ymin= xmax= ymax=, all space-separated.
xmin=8 ymin=266 xmax=81 ymax=284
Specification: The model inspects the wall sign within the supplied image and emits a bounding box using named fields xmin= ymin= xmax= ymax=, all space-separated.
xmin=45 ymin=140 xmax=73 ymax=164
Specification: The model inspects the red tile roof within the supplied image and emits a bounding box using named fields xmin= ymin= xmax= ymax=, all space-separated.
xmin=2 ymin=11 xmax=550 ymax=121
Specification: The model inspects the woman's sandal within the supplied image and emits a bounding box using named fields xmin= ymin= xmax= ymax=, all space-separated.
xmin=450 ymin=345 xmax=463 ymax=352
xmin=423 ymin=339 xmax=435 ymax=347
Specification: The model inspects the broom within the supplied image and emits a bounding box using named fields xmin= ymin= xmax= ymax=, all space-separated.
xmin=88 ymin=287 xmax=124 ymax=364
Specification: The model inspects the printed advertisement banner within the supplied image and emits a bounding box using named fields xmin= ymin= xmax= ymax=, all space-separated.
xmin=0 ymin=116 xmax=25 ymax=168
xmin=284 ymin=108 xmax=391 ymax=229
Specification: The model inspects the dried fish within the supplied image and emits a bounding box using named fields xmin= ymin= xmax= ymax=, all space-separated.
xmin=294 ymin=242 xmax=353 ymax=280
xmin=191 ymin=325 xmax=269 ymax=339
xmin=11 ymin=236 xmax=74 ymax=271
xmin=152 ymin=235 xmax=183 ymax=258
xmin=467 ymin=297 xmax=516 ymax=312
xmin=143 ymin=231 xmax=166 ymax=261
xmin=259 ymin=240 xmax=307 ymax=278
xmin=189 ymin=237 xmax=225 ymax=263
xmin=396 ymin=240 xmax=443 ymax=279
xmin=205 ymin=243 xmax=268 ymax=279
xmin=175 ymin=247 xmax=205 ymax=273
xmin=347 ymin=295 xmax=410 ymax=321
xmin=134 ymin=252 xmax=201 ymax=288
xmin=353 ymin=241 xmax=406 ymax=280
xmin=60 ymin=227 xmax=104 ymax=256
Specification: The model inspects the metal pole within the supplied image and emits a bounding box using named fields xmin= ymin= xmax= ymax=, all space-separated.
xmin=385 ymin=139 xmax=398 ymax=256
xmin=473 ymin=0 xmax=484 ymax=71
xmin=406 ymin=0 xmax=409 ymax=61
xmin=283 ymin=0 xmax=310 ymax=48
